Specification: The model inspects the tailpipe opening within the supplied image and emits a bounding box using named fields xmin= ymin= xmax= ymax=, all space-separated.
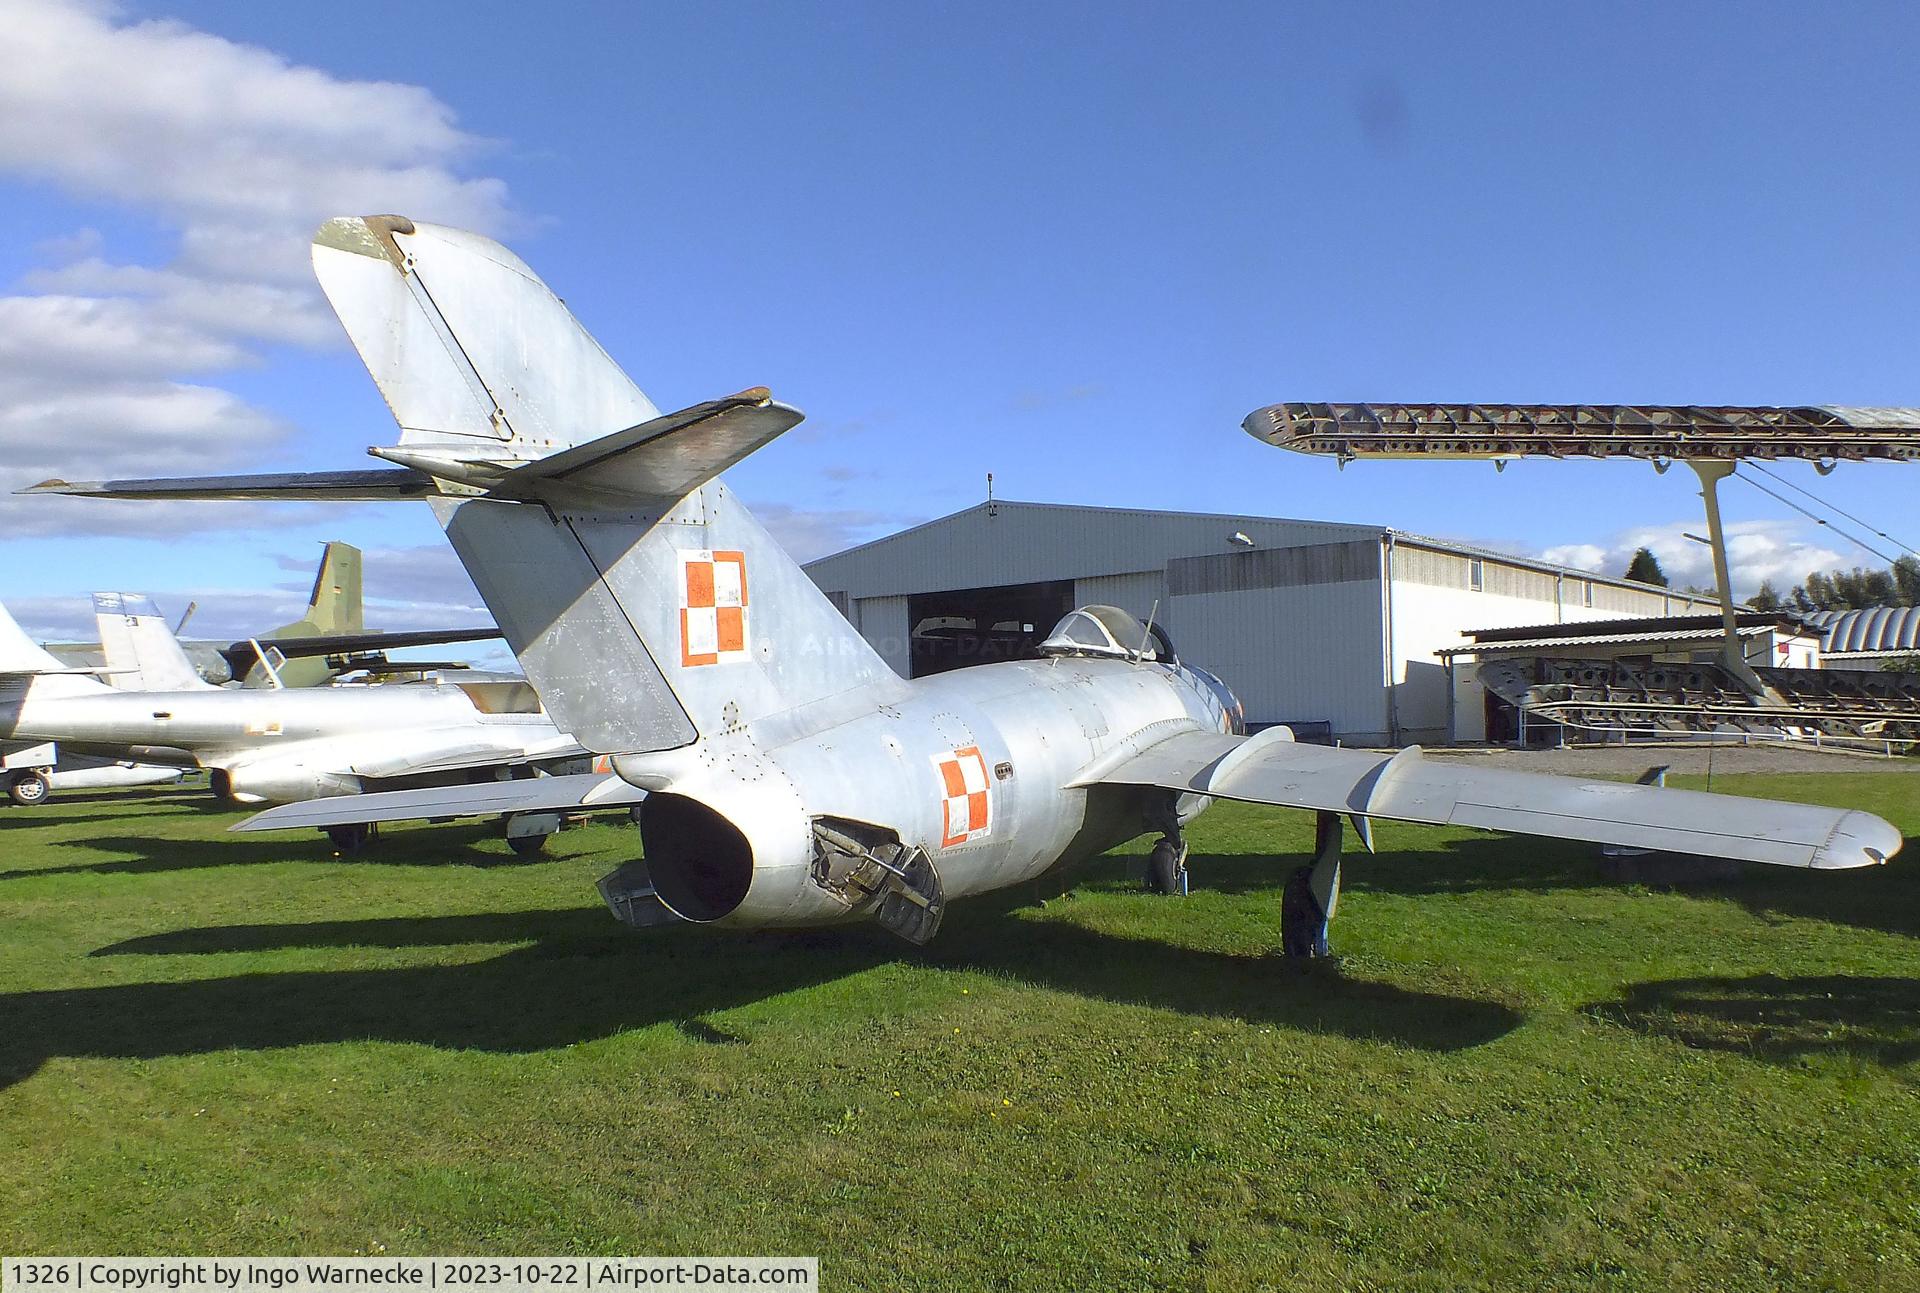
xmin=638 ymin=794 xmax=754 ymax=922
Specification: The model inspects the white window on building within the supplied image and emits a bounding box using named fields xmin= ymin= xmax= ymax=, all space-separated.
xmin=1468 ymin=558 xmax=1485 ymax=592
xmin=1582 ymin=580 xmax=1595 ymax=608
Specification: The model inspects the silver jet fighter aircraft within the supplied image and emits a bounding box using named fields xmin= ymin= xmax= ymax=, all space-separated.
xmin=0 ymin=588 xmax=584 ymax=849
xmin=0 ymin=602 xmax=183 ymax=804
xmin=30 ymin=216 xmax=1903 ymax=952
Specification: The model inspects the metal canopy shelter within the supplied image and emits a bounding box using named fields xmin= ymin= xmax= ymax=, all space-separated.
xmin=1244 ymin=403 xmax=1920 ymax=465
xmin=1242 ymin=400 xmax=1920 ymax=702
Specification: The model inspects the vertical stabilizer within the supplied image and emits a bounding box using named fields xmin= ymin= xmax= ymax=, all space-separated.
xmin=313 ymin=216 xmax=902 ymax=753
xmin=0 ymin=601 xmax=107 ymax=698
xmin=94 ymin=594 xmax=214 ymax=692
xmin=312 ymin=215 xmax=659 ymax=455
xmin=0 ymin=602 xmax=71 ymax=674
xmin=300 ymin=540 xmax=362 ymax=634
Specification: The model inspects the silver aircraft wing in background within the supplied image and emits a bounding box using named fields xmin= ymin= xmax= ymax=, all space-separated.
xmin=1077 ymin=727 xmax=1898 ymax=870
xmin=234 ymin=771 xmax=645 ymax=831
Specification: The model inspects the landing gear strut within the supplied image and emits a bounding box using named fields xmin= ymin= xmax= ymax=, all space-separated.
xmin=1142 ymin=793 xmax=1189 ymax=896
xmin=324 ymin=822 xmax=378 ymax=855
xmin=1281 ymin=811 xmax=1345 ymax=958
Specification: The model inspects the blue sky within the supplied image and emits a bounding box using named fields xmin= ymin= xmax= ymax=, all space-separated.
xmin=1 ymin=0 xmax=1916 ymax=645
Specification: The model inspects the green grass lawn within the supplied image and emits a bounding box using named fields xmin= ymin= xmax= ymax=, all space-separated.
xmin=1 ymin=771 xmax=1916 ymax=1290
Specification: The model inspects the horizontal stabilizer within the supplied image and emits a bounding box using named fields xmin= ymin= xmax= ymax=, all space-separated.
xmin=494 ymin=387 xmax=803 ymax=502
xmin=1082 ymin=729 xmax=1902 ymax=870
xmin=24 ymin=468 xmax=434 ymax=502
xmin=233 ymin=771 xmax=645 ymax=831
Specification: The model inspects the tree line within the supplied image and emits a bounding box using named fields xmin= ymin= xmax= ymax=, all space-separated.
xmin=1620 ymin=545 xmax=1920 ymax=611
xmin=1748 ymin=555 xmax=1920 ymax=612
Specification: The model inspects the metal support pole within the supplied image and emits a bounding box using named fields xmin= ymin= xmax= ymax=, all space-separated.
xmin=1689 ymin=460 xmax=1770 ymax=697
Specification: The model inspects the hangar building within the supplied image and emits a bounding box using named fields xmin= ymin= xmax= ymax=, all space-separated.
xmin=804 ymin=501 xmax=1716 ymax=746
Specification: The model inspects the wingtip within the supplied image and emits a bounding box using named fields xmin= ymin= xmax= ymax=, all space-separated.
xmin=1813 ymin=811 xmax=1904 ymax=869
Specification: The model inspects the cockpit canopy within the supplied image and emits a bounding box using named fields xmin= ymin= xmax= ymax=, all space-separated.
xmin=1039 ymin=605 xmax=1160 ymax=661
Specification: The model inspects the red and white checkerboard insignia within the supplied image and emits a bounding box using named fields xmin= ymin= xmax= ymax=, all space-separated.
xmin=678 ymin=548 xmax=749 ymax=667
xmin=932 ymin=745 xmax=991 ymax=848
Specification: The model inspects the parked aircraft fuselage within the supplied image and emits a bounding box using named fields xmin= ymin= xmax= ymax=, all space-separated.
xmin=612 ymin=654 xmax=1238 ymax=927
xmin=0 ymin=681 xmax=565 ymax=802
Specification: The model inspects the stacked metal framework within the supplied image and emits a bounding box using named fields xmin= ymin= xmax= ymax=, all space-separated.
xmin=1244 ymin=403 xmax=1920 ymax=464
xmin=1474 ymin=656 xmax=1920 ymax=752
xmin=1244 ymin=400 xmax=1920 ymax=748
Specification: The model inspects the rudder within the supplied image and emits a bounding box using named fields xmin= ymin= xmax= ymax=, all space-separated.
xmin=94 ymin=594 xmax=213 ymax=692
xmin=301 ymin=541 xmax=362 ymax=634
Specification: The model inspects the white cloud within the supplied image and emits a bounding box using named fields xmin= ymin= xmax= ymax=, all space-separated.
xmin=0 ymin=0 xmax=507 ymax=235
xmin=1537 ymin=519 xmax=1848 ymax=598
xmin=9 ymin=541 xmax=494 ymax=646
xmin=0 ymin=295 xmax=254 ymax=380
xmin=752 ymin=501 xmax=921 ymax=563
xmin=0 ymin=0 xmax=512 ymax=537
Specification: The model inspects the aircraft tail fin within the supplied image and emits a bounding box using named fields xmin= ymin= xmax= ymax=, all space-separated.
xmin=311 ymin=216 xmax=661 ymax=456
xmin=94 ymin=594 xmax=213 ymax=692
xmin=0 ymin=602 xmax=109 ymax=697
xmin=312 ymin=216 xmax=903 ymax=753
xmin=0 ymin=602 xmax=69 ymax=675
xmin=299 ymin=541 xmax=362 ymax=634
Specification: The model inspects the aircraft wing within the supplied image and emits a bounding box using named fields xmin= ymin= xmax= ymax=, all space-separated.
xmin=22 ymin=468 xmax=434 ymax=501
xmin=1076 ymin=728 xmax=1901 ymax=870
xmin=346 ymin=740 xmax=589 ymax=781
xmin=218 ymin=626 xmax=500 ymax=676
xmin=233 ymin=771 xmax=645 ymax=832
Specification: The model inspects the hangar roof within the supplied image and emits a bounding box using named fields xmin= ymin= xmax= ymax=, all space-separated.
xmin=1462 ymin=612 xmax=1798 ymax=642
xmin=1438 ymin=626 xmax=1778 ymax=657
xmin=804 ymin=500 xmax=1725 ymax=606
xmin=1805 ymin=606 xmax=1920 ymax=655
xmin=803 ymin=501 xmax=1381 ymax=599
xmin=1440 ymin=612 xmax=1817 ymax=658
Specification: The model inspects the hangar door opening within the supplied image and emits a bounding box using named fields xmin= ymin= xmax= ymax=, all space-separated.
xmin=907 ymin=580 xmax=1074 ymax=677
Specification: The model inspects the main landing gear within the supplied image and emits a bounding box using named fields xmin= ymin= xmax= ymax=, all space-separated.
xmin=6 ymin=770 xmax=51 ymax=806
xmin=324 ymin=822 xmax=378 ymax=855
xmin=1141 ymin=794 xmax=1190 ymax=896
xmin=1280 ymin=811 xmax=1346 ymax=959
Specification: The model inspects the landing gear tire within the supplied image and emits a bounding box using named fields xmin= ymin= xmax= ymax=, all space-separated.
xmin=507 ymin=832 xmax=550 ymax=858
xmin=7 ymin=771 xmax=51 ymax=806
xmin=325 ymin=822 xmax=377 ymax=855
xmin=1144 ymin=838 xmax=1186 ymax=895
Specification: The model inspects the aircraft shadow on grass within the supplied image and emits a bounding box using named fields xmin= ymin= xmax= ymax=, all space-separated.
xmin=1 ymin=826 xmax=544 ymax=883
xmin=1181 ymin=831 xmax=1920 ymax=943
xmin=1583 ymin=974 xmax=1920 ymax=1069
xmin=0 ymin=899 xmax=1523 ymax=1089
xmin=0 ymin=790 xmax=215 ymax=828
xmin=1157 ymin=837 xmax=1612 ymax=901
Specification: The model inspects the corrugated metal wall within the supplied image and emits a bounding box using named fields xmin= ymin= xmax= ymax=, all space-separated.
xmin=1389 ymin=541 xmax=1716 ymax=617
xmin=1169 ymin=577 xmax=1389 ymax=741
xmin=852 ymin=595 xmax=911 ymax=678
xmin=1166 ymin=540 xmax=1380 ymax=595
xmin=1074 ymin=571 xmax=1166 ymax=626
